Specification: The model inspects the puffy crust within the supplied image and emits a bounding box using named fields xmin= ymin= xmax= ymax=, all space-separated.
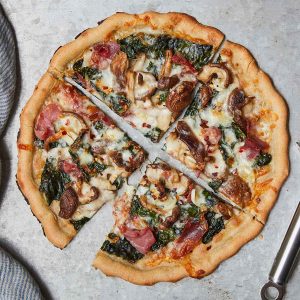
xmin=93 ymin=211 xmax=262 ymax=285
xmin=48 ymin=11 xmax=224 ymax=77
xmin=17 ymin=72 xmax=76 ymax=249
xmin=221 ymin=41 xmax=289 ymax=223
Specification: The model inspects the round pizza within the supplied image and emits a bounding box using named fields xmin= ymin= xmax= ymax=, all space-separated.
xmin=17 ymin=12 xmax=288 ymax=285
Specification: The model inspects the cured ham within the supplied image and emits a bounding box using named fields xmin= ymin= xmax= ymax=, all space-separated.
xmin=34 ymin=103 xmax=61 ymax=140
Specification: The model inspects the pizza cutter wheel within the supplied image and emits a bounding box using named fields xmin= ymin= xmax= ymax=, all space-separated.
xmin=261 ymin=202 xmax=300 ymax=300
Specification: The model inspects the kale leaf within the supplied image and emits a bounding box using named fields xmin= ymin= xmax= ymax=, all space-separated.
xmin=70 ymin=217 xmax=90 ymax=231
xmin=185 ymin=91 xmax=200 ymax=117
xmin=112 ymin=176 xmax=124 ymax=189
xmin=101 ymin=237 xmax=144 ymax=263
xmin=130 ymin=196 xmax=158 ymax=225
xmin=39 ymin=159 xmax=71 ymax=205
xmin=208 ymin=179 xmax=223 ymax=192
xmin=202 ymin=190 xmax=218 ymax=207
xmin=253 ymin=152 xmax=272 ymax=168
xmin=34 ymin=138 xmax=44 ymax=149
xmin=202 ymin=211 xmax=225 ymax=244
xmin=108 ymin=94 xmax=131 ymax=115
xmin=88 ymin=161 xmax=107 ymax=174
xmin=146 ymin=61 xmax=158 ymax=77
xmin=232 ymin=122 xmax=246 ymax=141
xmin=158 ymin=91 xmax=168 ymax=104
xmin=147 ymin=34 xmax=171 ymax=58
xmin=151 ymin=228 xmax=176 ymax=251
xmin=180 ymin=203 xmax=200 ymax=219
xmin=144 ymin=127 xmax=162 ymax=143
xmin=118 ymin=35 xmax=146 ymax=59
xmin=168 ymin=38 xmax=212 ymax=69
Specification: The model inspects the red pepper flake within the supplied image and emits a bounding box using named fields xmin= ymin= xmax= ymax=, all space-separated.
xmin=200 ymin=120 xmax=208 ymax=128
xmin=62 ymin=130 xmax=67 ymax=135
xmin=142 ymin=123 xmax=151 ymax=128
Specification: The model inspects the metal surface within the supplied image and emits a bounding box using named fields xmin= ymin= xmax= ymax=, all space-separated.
xmin=261 ymin=202 xmax=300 ymax=300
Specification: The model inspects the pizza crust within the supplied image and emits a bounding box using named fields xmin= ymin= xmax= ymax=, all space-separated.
xmin=93 ymin=212 xmax=262 ymax=285
xmin=17 ymin=73 xmax=76 ymax=248
xmin=16 ymin=12 xmax=288 ymax=284
xmin=48 ymin=11 xmax=224 ymax=78
xmin=221 ymin=41 xmax=289 ymax=223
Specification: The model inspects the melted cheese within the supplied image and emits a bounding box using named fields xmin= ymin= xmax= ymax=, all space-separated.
xmin=191 ymin=186 xmax=206 ymax=207
xmin=232 ymin=142 xmax=255 ymax=185
xmin=204 ymin=150 xmax=227 ymax=179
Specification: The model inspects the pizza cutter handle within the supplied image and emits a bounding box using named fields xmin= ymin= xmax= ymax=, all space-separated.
xmin=261 ymin=202 xmax=300 ymax=300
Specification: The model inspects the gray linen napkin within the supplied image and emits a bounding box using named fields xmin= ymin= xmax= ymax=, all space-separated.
xmin=0 ymin=6 xmax=16 ymax=137
xmin=0 ymin=6 xmax=43 ymax=300
xmin=0 ymin=248 xmax=43 ymax=300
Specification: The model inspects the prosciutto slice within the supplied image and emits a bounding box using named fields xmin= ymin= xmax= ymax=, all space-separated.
xmin=34 ymin=103 xmax=61 ymax=140
xmin=122 ymin=227 xmax=156 ymax=254
xmin=91 ymin=42 xmax=120 ymax=69
xmin=239 ymin=136 xmax=269 ymax=159
xmin=59 ymin=160 xmax=82 ymax=179
xmin=171 ymin=217 xmax=208 ymax=259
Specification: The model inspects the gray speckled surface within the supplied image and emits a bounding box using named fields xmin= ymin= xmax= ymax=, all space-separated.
xmin=0 ymin=0 xmax=299 ymax=299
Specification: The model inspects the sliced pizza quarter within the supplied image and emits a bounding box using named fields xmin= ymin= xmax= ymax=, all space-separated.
xmin=164 ymin=41 xmax=288 ymax=223
xmin=48 ymin=12 xmax=224 ymax=142
xmin=17 ymin=73 xmax=146 ymax=248
xmin=93 ymin=159 xmax=262 ymax=285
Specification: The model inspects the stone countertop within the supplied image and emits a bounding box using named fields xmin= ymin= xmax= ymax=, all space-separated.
xmin=0 ymin=0 xmax=299 ymax=299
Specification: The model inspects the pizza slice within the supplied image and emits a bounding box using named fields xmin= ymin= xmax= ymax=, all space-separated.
xmin=164 ymin=41 xmax=288 ymax=223
xmin=93 ymin=159 xmax=262 ymax=285
xmin=17 ymin=73 xmax=146 ymax=248
xmin=49 ymin=12 xmax=224 ymax=142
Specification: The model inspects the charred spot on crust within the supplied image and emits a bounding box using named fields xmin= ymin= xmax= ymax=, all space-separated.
xmin=74 ymin=28 xmax=89 ymax=40
xmin=53 ymin=46 xmax=62 ymax=55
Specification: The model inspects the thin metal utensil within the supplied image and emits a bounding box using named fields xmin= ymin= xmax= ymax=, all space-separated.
xmin=261 ymin=202 xmax=300 ymax=300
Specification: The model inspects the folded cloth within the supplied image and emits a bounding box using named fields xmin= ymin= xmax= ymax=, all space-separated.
xmin=0 ymin=248 xmax=43 ymax=300
xmin=0 ymin=5 xmax=16 ymax=137
xmin=0 ymin=6 xmax=43 ymax=300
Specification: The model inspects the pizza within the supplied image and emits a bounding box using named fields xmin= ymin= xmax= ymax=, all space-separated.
xmin=165 ymin=41 xmax=288 ymax=223
xmin=17 ymin=74 xmax=146 ymax=248
xmin=17 ymin=12 xmax=288 ymax=284
xmin=94 ymin=159 xmax=262 ymax=284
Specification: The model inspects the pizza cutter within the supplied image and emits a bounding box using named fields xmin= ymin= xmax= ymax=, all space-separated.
xmin=261 ymin=202 xmax=300 ymax=300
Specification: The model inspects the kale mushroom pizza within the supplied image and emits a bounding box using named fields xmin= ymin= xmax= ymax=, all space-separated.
xmin=17 ymin=12 xmax=288 ymax=284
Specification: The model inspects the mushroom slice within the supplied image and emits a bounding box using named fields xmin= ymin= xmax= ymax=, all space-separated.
xmin=219 ymin=174 xmax=252 ymax=208
xmin=159 ymin=50 xmax=173 ymax=78
xmin=131 ymin=53 xmax=146 ymax=72
xmin=199 ymin=85 xmax=213 ymax=108
xmin=176 ymin=121 xmax=206 ymax=170
xmin=166 ymin=81 xmax=196 ymax=114
xmin=59 ymin=187 xmax=79 ymax=219
xmin=227 ymin=88 xmax=251 ymax=131
xmin=125 ymin=71 xmax=135 ymax=103
xmin=157 ymin=75 xmax=179 ymax=90
xmin=110 ymin=51 xmax=129 ymax=88
xmin=133 ymin=71 xmax=157 ymax=100
xmin=197 ymin=63 xmax=233 ymax=90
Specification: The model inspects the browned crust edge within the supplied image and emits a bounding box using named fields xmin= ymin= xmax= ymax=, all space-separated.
xmin=93 ymin=212 xmax=263 ymax=285
xmin=221 ymin=41 xmax=289 ymax=224
xmin=48 ymin=11 xmax=224 ymax=77
xmin=17 ymin=72 xmax=75 ymax=249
